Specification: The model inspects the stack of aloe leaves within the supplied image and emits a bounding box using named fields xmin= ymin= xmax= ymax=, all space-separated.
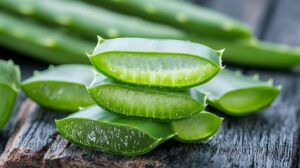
xmin=0 ymin=0 xmax=283 ymax=156
xmin=19 ymin=37 xmax=279 ymax=156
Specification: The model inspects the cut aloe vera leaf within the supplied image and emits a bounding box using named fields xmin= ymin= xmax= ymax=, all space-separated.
xmin=22 ymin=65 xmax=95 ymax=112
xmin=56 ymin=106 xmax=175 ymax=156
xmin=196 ymin=69 xmax=280 ymax=116
xmin=88 ymin=74 xmax=207 ymax=120
xmin=89 ymin=37 xmax=223 ymax=88
xmin=172 ymin=111 xmax=223 ymax=143
xmin=0 ymin=60 xmax=20 ymax=128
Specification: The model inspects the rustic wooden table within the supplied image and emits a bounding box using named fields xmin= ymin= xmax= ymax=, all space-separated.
xmin=1 ymin=0 xmax=300 ymax=167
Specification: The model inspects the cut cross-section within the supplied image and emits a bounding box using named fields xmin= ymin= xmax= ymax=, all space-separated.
xmin=88 ymin=76 xmax=206 ymax=120
xmin=89 ymin=37 xmax=223 ymax=88
xmin=56 ymin=106 xmax=175 ymax=156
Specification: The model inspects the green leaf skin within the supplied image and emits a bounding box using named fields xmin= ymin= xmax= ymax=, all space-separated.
xmin=88 ymin=75 xmax=207 ymax=121
xmin=56 ymin=106 xmax=175 ymax=156
xmin=194 ymin=37 xmax=300 ymax=69
xmin=0 ymin=60 xmax=20 ymax=128
xmin=90 ymin=37 xmax=223 ymax=88
xmin=0 ymin=0 xmax=187 ymax=40
xmin=0 ymin=11 xmax=91 ymax=64
xmin=196 ymin=69 xmax=280 ymax=116
xmin=171 ymin=111 xmax=223 ymax=143
xmin=92 ymin=0 xmax=252 ymax=39
xmin=22 ymin=65 xmax=95 ymax=112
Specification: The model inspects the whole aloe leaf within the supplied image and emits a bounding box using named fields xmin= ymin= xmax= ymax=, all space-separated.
xmin=196 ymin=69 xmax=280 ymax=116
xmin=56 ymin=106 xmax=175 ymax=156
xmin=0 ymin=11 xmax=91 ymax=64
xmin=0 ymin=0 xmax=187 ymax=40
xmin=171 ymin=111 xmax=223 ymax=143
xmin=195 ymin=36 xmax=300 ymax=69
xmin=88 ymin=74 xmax=207 ymax=121
xmin=92 ymin=0 xmax=252 ymax=39
xmin=0 ymin=59 xmax=20 ymax=128
xmin=89 ymin=37 xmax=223 ymax=88
xmin=22 ymin=65 xmax=95 ymax=112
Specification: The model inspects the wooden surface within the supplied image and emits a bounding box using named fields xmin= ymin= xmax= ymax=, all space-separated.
xmin=1 ymin=0 xmax=300 ymax=167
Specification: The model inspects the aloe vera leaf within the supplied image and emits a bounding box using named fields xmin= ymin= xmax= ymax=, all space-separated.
xmin=92 ymin=0 xmax=252 ymax=39
xmin=88 ymin=74 xmax=207 ymax=121
xmin=0 ymin=0 xmax=187 ymax=40
xmin=195 ymin=69 xmax=280 ymax=116
xmin=0 ymin=60 xmax=20 ymax=128
xmin=0 ymin=11 xmax=91 ymax=64
xmin=0 ymin=0 xmax=300 ymax=69
xmin=171 ymin=111 xmax=223 ymax=143
xmin=22 ymin=65 xmax=95 ymax=112
xmin=56 ymin=105 xmax=175 ymax=156
xmin=194 ymin=37 xmax=300 ymax=69
xmin=89 ymin=37 xmax=223 ymax=88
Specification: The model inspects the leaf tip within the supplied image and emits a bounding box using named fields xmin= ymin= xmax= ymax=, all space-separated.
xmin=253 ymin=74 xmax=260 ymax=80
xmin=267 ymin=79 xmax=274 ymax=85
xmin=97 ymin=35 xmax=105 ymax=44
xmin=86 ymin=52 xmax=92 ymax=57
xmin=217 ymin=48 xmax=225 ymax=57
xmin=33 ymin=70 xmax=40 ymax=76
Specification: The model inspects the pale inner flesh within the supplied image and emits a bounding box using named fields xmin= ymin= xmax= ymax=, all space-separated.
xmin=91 ymin=85 xmax=203 ymax=120
xmin=95 ymin=53 xmax=218 ymax=87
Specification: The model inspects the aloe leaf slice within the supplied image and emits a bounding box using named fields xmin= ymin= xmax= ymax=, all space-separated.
xmin=22 ymin=65 xmax=95 ymax=112
xmin=196 ymin=69 xmax=280 ymax=116
xmin=88 ymin=74 xmax=207 ymax=120
xmin=56 ymin=106 xmax=175 ymax=156
xmin=171 ymin=111 xmax=223 ymax=143
xmin=89 ymin=37 xmax=223 ymax=88
xmin=0 ymin=60 xmax=20 ymax=128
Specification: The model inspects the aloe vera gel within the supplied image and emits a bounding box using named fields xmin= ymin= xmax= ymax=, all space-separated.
xmin=89 ymin=37 xmax=223 ymax=88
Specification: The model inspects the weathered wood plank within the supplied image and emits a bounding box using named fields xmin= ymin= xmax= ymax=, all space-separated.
xmin=0 ymin=93 xmax=26 ymax=154
xmin=0 ymin=100 xmax=67 ymax=168
xmin=262 ymin=0 xmax=300 ymax=167
xmin=263 ymin=0 xmax=300 ymax=46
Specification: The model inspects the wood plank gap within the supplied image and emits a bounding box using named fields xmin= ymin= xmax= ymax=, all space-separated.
xmin=258 ymin=0 xmax=281 ymax=39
